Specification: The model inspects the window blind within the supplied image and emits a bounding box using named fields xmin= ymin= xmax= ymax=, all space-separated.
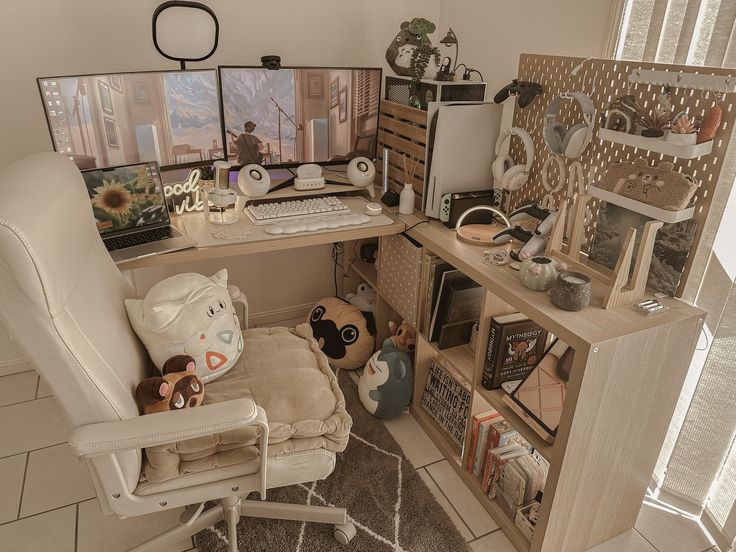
xmin=352 ymin=70 xmax=379 ymax=119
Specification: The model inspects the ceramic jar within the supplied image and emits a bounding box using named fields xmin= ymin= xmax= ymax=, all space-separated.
xmin=519 ymin=256 xmax=560 ymax=291
xmin=550 ymin=271 xmax=592 ymax=311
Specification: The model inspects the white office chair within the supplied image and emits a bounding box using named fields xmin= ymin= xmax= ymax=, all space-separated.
xmin=0 ymin=153 xmax=355 ymax=551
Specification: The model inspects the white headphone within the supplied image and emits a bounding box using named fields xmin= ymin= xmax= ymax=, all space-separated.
xmin=492 ymin=127 xmax=535 ymax=191
xmin=544 ymin=92 xmax=596 ymax=159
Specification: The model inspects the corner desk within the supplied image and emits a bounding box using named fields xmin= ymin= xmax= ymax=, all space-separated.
xmin=117 ymin=188 xmax=704 ymax=552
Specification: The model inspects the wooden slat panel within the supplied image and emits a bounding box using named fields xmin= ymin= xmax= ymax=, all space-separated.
xmin=380 ymin=100 xmax=428 ymax=126
xmin=379 ymin=116 xmax=427 ymax=143
xmin=378 ymin=131 xmax=426 ymax=160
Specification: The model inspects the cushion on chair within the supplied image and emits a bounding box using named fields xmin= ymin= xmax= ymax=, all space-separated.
xmin=142 ymin=324 xmax=352 ymax=483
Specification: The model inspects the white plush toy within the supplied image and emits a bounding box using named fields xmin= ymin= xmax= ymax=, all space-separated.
xmin=125 ymin=269 xmax=247 ymax=382
xmin=345 ymin=282 xmax=377 ymax=313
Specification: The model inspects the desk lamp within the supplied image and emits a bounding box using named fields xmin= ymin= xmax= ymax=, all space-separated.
xmin=439 ymin=28 xmax=459 ymax=81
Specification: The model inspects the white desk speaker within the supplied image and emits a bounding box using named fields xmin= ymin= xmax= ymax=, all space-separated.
xmin=238 ymin=164 xmax=270 ymax=197
xmin=347 ymin=157 xmax=376 ymax=197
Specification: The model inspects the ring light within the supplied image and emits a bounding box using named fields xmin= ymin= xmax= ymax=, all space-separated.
xmin=152 ymin=1 xmax=219 ymax=69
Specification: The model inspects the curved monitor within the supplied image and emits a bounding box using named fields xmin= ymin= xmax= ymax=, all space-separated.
xmin=218 ymin=66 xmax=381 ymax=168
xmin=37 ymin=70 xmax=222 ymax=171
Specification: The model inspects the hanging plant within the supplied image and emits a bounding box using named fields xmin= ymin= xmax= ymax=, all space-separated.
xmin=407 ymin=18 xmax=440 ymax=102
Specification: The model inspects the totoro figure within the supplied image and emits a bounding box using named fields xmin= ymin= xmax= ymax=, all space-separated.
xmin=385 ymin=20 xmax=425 ymax=76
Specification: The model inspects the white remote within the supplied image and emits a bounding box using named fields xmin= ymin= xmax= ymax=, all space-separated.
xmin=266 ymin=214 xmax=372 ymax=235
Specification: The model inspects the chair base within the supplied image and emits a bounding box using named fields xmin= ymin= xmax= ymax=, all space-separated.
xmin=128 ymin=495 xmax=355 ymax=552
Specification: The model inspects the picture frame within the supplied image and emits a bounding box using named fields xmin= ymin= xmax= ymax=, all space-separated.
xmin=307 ymin=75 xmax=323 ymax=99
xmin=338 ymin=86 xmax=348 ymax=123
xmin=330 ymin=77 xmax=339 ymax=108
xmin=109 ymin=74 xmax=122 ymax=92
xmin=103 ymin=117 xmax=119 ymax=148
xmin=134 ymin=81 xmax=149 ymax=104
xmin=98 ymin=80 xmax=113 ymax=115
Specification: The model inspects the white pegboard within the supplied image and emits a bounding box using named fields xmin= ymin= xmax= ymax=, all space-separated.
xmin=378 ymin=234 xmax=423 ymax=327
xmin=506 ymin=54 xmax=736 ymax=296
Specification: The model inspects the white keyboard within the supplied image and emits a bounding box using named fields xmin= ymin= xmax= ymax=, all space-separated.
xmin=245 ymin=196 xmax=350 ymax=225
xmin=266 ymin=214 xmax=372 ymax=235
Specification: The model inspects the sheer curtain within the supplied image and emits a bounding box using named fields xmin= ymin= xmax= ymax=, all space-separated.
xmin=611 ymin=2 xmax=736 ymax=550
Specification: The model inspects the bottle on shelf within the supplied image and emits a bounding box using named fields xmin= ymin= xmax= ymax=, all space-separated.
xmin=399 ymin=183 xmax=415 ymax=214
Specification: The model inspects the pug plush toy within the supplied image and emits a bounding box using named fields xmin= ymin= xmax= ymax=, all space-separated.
xmin=135 ymin=355 xmax=205 ymax=415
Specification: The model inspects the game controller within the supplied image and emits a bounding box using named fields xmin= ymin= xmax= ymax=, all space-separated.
xmin=509 ymin=203 xmax=557 ymax=236
xmin=493 ymin=80 xmax=543 ymax=108
xmin=440 ymin=193 xmax=452 ymax=223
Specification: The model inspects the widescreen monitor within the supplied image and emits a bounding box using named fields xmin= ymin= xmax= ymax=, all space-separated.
xmin=218 ymin=66 xmax=381 ymax=168
xmin=37 ymin=70 xmax=222 ymax=170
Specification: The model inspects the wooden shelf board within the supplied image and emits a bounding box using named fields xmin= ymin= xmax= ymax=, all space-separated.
xmin=476 ymin=387 xmax=555 ymax=463
xmin=589 ymin=183 xmax=695 ymax=223
xmin=407 ymin=220 xmax=703 ymax=348
xmin=429 ymin=341 xmax=476 ymax=385
xmin=349 ymin=258 xmax=378 ymax=290
xmin=449 ymin=455 xmax=532 ymax=552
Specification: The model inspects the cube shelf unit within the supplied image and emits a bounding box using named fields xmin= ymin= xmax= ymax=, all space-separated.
xmin=404 ymin=220 xmax=704 ymax=552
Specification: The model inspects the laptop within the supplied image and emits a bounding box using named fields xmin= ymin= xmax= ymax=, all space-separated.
xmin=81 ymin=162 xmax=196 ymax=263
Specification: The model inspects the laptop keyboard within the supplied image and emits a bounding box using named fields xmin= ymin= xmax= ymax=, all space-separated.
xmin=103 ymin=226 xmax=181 ymax=252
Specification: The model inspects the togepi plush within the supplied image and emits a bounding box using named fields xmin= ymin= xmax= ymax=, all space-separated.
xmin=125 ymin=269 xmax=245 ymax=382
xmin=358 ymin=338 xmax=414 ymax=419
xmin=345 ymin=282 xmax=377 ymax=313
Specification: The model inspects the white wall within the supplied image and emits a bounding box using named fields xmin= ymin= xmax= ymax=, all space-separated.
xmin=437 ymin=0 xmax=614 ymax=96
xmin=0 ymin=0 xmax=440 ymax=362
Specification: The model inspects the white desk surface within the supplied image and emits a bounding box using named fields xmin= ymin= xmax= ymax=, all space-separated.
xmin=117 ymin=195 xmax=408 ymax=270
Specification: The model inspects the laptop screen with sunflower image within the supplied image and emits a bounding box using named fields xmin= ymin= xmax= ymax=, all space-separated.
xmin=82 ymin=162 xmax=169 ymax=235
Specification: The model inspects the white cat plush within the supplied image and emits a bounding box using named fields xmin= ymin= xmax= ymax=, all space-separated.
xmin=125 ymin=269 xmax=246 ymax=382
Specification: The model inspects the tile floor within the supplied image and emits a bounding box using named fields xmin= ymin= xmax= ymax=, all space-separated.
xmin=0 ymin=360 xmax=720 ymax=552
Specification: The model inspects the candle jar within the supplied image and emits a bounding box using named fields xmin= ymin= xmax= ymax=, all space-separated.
xmin=550 ymin=271 xmax=592 ymax=311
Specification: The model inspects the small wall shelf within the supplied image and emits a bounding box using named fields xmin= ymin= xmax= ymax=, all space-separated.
xmin=588 ymin=183 xmax=695 ymax=223
xmin=598 ymin=128 xmax=713 ymax=159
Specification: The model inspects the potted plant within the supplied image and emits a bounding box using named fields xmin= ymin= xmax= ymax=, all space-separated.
xmin=407 ymin=18 xmax=441 ymax=108
xmin=667 ymin=113 xmax=698 ymax=146
xmin=638 ymin=107 xmax=671 ymax=139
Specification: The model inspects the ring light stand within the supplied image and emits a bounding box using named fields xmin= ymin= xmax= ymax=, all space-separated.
xmin=455 ymin=206 xmax=511 ymax=245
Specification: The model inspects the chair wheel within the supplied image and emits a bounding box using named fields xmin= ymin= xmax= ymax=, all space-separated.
xmin=334 ymin=522 xmax=356 ymax=544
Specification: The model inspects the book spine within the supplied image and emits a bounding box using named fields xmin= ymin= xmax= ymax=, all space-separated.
xmin=482 ymin=448 xmax=494 ymax=492
xmin=473 ymin=425 xmax=489 ymax=477
xmin=481 ymin=320 xmax=500 ymax=389
xmin=466 ymin=416 xmax=482 ymax=471
xmin=489 ymin=458 xmax=506 ymax=499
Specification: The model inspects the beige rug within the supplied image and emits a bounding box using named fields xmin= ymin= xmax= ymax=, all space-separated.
xmin=194 ymin=370 xmax=471 ymax=551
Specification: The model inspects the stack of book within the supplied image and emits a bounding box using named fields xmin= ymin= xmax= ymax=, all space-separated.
xmin=422 ymin=255 xmax=483 ymax=349
xmin=465 ymin=411 xmax=549 ymax=522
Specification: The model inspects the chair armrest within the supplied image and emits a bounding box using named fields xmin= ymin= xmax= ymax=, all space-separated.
xmin=70 ymin=398 xmax=265 ymax=457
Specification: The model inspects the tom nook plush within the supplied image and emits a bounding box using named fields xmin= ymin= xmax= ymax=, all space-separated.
xmin=135 ymin=355 xmax=205 ymax=415
xmin=308 ymin=297 xmax=376 ymax=370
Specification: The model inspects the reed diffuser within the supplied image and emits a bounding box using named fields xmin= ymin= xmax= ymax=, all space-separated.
xmin=399 ymin=154 xmax=420 ymax=214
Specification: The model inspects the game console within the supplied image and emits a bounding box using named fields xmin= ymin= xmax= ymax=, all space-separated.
xmin=294 ymin=163 xmax=326 ymax=191
xmin=439 ymin=190 xmax=504 ymax=228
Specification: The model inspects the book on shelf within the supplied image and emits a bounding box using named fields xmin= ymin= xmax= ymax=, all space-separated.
xmin=438 ymin=319 xmax=477 ymax=349
xmin=421 ymin=359 xmax=471 ymax=447
xmin=482 ymin=313 xmax=548 ymax=390
xmin=465 ymin=410 xmax=500 ymax=471
xmin=429 ymin=271 xmax=482 ymax=343
xmin=496 ymin=453 xmax=548 ymax=520
xmin=483 ymin=444 xmax=529 ymax=498
xmin=422 ymin=257 xmax=453 ymax=336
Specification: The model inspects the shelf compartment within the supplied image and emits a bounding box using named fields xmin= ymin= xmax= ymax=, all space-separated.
xmin=348 ymin=258 xmax=378 ymax=290
xmin=589 ymin=183 xmax=695 ymax=223
xmin=598 ymin=128 xmax=713 ymax=158
xmin=476 ymin=387 xmax=554 ymax=463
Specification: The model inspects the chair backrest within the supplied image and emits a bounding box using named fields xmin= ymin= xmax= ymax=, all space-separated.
xmin=0 ymin=153 xmax=150 ymax=492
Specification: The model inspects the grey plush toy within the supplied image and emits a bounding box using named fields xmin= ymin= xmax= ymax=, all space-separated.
xmin=358 ymin=338 xmax=413 ymax=419
xmin=385 ymin=20 xmax=425 ymax=77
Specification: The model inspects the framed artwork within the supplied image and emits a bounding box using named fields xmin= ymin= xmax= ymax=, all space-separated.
xmin=103 ymin=117 xmax=119 ymax=148
xmin=330 ymin=77 xmax=339 ymax=107
xmin=109 ymin=74 xmax=122 ymax=92
xmin=98 ymin=80 xmax=113 ymax=115
xmin=307 ymin=75 xmax=323 ymax=99
xmin=338 ymin=87 xmax=348 ymax=123
xmin=134 ymin=82 xmax=149 ymax=104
